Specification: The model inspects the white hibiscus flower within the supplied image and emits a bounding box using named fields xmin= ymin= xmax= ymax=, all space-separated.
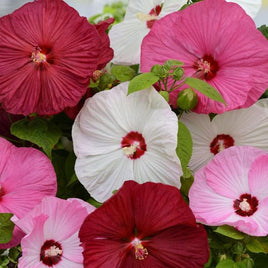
xmin=109 ymin=0 xmax=186 ymax=65
xmin=72 ymin=82 xmax=182 ymax=202
xmin=181 ymin=99 xmax=268 ymax=174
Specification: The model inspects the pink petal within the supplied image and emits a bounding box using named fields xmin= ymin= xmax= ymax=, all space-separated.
xmin=140 ymin=0 xmax=268 ymax=114
xmin=18 ymin=214 xmax=47 ymax=268
xmin=0 ymin=140 xmax=56 ymax=218
xmin=189 ymin=166 xmax=234 ymax=224
xmin=205 ymin=146 xmax=264 ymax=198
xmin=248 ymin=154 xmax=268 ymax=200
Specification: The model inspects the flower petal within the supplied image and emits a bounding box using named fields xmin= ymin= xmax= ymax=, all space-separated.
xmin=248 ymin=154 xmax=268 ymax=200
xmin=205 ymin=146 xmax=264 ymax=198
xmin=189 ymin=166 xmax=234 ymax=225
xmin=146 ymin=225 xmax=209 ymax=268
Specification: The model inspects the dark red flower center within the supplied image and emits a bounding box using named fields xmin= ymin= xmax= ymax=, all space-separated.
xmin=0 ymin=185 xmax=5 ymax=201
xmin=233 ymin=194 xmax=258 ymax=217
xmin=31 ymin=46 xmax=53 ymax=65
xmin=193 ymin=54 xmax=219 ymax=81
xmin=121 ymin=131 xmax=147 ymax=159
xmin=131 ymin=238 xmax=148 ymax=260
xmin=147 ymin=5 xmax=162 ymax=29
xmin=210 ymin=134 xmax=234 ymax=155
xmin=40 ymin=240 xmax=63 ymax=266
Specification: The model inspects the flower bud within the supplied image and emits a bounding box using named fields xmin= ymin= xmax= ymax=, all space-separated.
xmin=177 ymin=88 xmax=198 ymax=110
xmin=159 ymin=91 xmax=169 ymax=102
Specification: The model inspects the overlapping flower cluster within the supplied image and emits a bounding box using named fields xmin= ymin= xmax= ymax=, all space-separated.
xmin=0 ymin=0 xmax=267 ymax=267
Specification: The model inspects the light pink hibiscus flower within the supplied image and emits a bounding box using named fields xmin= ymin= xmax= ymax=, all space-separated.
xmin=189 ymin=146 xmax=268 ymax=236
xmin=0 ymin=138 xmax=57 ymax=249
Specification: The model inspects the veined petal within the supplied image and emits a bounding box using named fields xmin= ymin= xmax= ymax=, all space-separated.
xmin=248 ymin=155 xmax=268 ymax=200
xmin=18 ymin=214 xmax=47 ymax=268
xmin=205 ymin=146 xmax=264 ymax=198
xmin=146 ymin=225 xmax=209 ymax=268
xmin=133 ymin=182 xmax=196 ymax=238
xmin=189 ymin=167 xmax=234 ymax=225
xmin=75 ymin=150 xmax=134 ymax=203
xmin=141 ymin=0 xmax=268 ymax=114
xmin=109 ymin=19 xmax=149 ymax=65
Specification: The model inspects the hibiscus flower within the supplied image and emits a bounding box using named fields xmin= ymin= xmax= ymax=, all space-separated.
xmin=0 ymin=138 xmax=57 ymax=249
xmin=189 ymin=146 xmax=268 ymax=236
xmin=181 ymin=99 xmax=268 ymax=173
xmin=140 ymin=0 xmax=268 ymax=114
xmin=14 ymin=197 xmax=95 ymax=268
xmin=72 ymin=82 xmax=182 ymax=202
xmin=109 ymin=0 xmax=186 ymax=65
xmin=79 ymin=180 xmax=209 ymax=268
xmin=0 ymin=0 xmax=112 ymax=115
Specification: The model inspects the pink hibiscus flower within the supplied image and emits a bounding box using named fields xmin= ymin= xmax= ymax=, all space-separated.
xmin=14 ymin=197 xmax=95 ymax=268
xmin=79 ymin=181 xmax=209 ymax=268
xmin=0 ymin=0 xmax=113 ymax=115
xmin=0 ymin=138 xmax=57 ymax=249
xmin=189 ymin=146 xmax=268 ymax=236
xmin=140 ymin=0 xmax=268 ymax=114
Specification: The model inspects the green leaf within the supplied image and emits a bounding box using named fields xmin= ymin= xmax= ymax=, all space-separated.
xmin=0 ymin=213 xmax=14 ymax=244
xmin=216 ymin=259 xmax=236 ymax=268
xmin=176 ymin=121 xmax=193 ymax=175
xmin=11 ymin=117 xmax=62 ymax=159
xmin=128 ymin=72 xmax=159 ymax=95
xmin=258 ymin=25 xmax=268 ymax=40
xmin=111 ymin=65 xmax=136 ymax=82
xmin=184 ymin=77 xmax=226 ymax=105
xmin=214 ymin=225 xmax=245 ymax=240
xmin=245 ymin=237 xmax=266 ymax=253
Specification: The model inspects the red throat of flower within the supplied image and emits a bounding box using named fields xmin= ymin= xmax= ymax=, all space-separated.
xmin=193 ymin=54 xmax=219 ymax=81
xmin=121 ymin=131 xmax=147 ymax=159
xmin=210 ymin=134 xmax=234 ymax=155
xmin=40 ymin=240 xmax=63 ymax=266
xmin=233 ymin=194 xmax=258 ymax=217
xmin=0 ymin=185 xmax=5 ymax=201
xmin=147 ymin=5 xmax=162 ymax=29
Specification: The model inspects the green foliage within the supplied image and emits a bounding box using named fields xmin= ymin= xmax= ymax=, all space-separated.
xmin=258 ymin=25 xmax=268 ymax=40
xmin=184 ymin=77 xmax=226 ymax=105
xmin=88 ymin=1 xmax=127 ymax=25
xmin=0 ymin=213 xmax=14 ymax=244
xmin=52 ymin=150 xmax=90 ymax=201
xmin=245 ymin=238 xmax=266 ymax=254
xmin=128 ymin=73 xmax=159 ymax=94
xmin=111 ymin=65 xmax=136 ymax=82
xmin=176 ymin=121 xmax=193 ymax=176
xmin=10 ymin=116 xmax=61 ymax=159
xmin=215 ymin=226 xmax=245 ymax=240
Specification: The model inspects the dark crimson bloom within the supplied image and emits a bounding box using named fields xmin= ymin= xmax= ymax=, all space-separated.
xmin=0 ymin=0 xmax=113 ymax=115
xmin=79 ymin=181 xmax=209 ymax=268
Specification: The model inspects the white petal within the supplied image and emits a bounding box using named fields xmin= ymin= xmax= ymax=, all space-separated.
xmin=134 ymin=151 xmax=182 ymax=187
xmin=160 ymin=0 xmax=187 ymax=17
xmin=226 ymin=0 xmax=262 ymax=18
xmin=181 ymin=113 xmax=216 ymax=173
xmin=75 ymin=150 xmax=134 ymax=202
xmin=73 ymin=83 xmax=181 ymax=202
xmin=109 ymin=19 xmax=149 ymax=65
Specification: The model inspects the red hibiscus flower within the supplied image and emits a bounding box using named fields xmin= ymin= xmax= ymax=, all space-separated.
xmin=0 ymin=0 xmax=113 ymax=115
xmin=79 ymin=181 xmax=209 ymax=268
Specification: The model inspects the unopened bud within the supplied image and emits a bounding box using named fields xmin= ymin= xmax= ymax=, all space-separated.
xmin=177 ymin=88 xmax=198 ymax=110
